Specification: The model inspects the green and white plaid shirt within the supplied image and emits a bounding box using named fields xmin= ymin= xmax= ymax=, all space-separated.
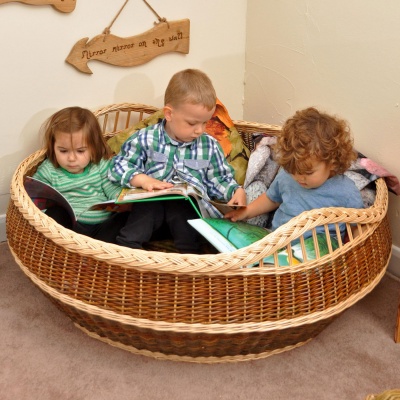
xmin=109 ymin=120 xmax=240 ymax=217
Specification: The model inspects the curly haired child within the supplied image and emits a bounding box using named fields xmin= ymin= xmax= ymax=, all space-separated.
xmin=225 ymin=107 xmax=364 ymax=240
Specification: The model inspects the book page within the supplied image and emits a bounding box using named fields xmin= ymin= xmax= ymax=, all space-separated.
xmin=184 ymin=185 xmax=245 ymax=216
xmin=187 ymin=219 xmax=237 ymax=252
xmin=188 ymin=218 xmax=270 ymax=252
xmin=117 ymin=183 xmax=188 ymax=203
xmin=24 ymin=176 xmax=76 ymax=221
xmin=204 ymin=218 xmax=269 ymax=249
xmin=208 ymin=200 xmax=246 ymax=215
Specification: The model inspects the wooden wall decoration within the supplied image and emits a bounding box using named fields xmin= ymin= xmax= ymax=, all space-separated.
xmin=0 ymin=0 xmax=76 ymax=13
xmin=66 ymin=19 xmax=190 ymax=74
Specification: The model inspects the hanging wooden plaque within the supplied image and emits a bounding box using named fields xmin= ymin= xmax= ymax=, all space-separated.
xmin=66 ymin=19 xmax=190 ymax=74
xmin=0 ymin=0 xmax=76 ymax=13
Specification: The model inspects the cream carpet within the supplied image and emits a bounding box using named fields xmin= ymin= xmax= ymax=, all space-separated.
xmin=1 ymin=241 xmax=400 ymax=400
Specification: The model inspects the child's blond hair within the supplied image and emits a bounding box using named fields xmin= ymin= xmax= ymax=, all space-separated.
xmin=164 ymin=69 xmax=216 ymax=111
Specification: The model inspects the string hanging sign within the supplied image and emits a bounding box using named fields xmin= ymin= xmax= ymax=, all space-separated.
xmin=66 ymin=0 xmax=190 ymax=74
xmin=0 ymin=0 xmax=76 ymax=13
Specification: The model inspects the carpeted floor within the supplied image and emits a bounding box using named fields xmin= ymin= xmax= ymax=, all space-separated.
xmin=1 ymin=241 xmax=400 ymax=400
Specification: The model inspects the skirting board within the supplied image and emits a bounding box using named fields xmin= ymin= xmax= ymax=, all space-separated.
xmin=0 ymin=213 xmax=399 ymax=278
xmin=388 ymin=244 xmax=400 ymax=278
xmin=0 ymin=214 xmax=5 ymax=244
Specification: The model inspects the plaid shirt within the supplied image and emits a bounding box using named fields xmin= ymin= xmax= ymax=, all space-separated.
xmin=108 ymin=120 xmax=240 ymax=217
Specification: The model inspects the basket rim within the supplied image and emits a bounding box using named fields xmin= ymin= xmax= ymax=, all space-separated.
xmin=93 ymin=102 xmax=283 ymax=135
xmin=10 ymin=152 xmax=388 ymax=275
xmin=8 ymin=103 xmax=389 ymax=274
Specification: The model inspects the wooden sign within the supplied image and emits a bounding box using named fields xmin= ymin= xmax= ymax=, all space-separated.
xmin=66 ymin=19 xmax=190 ymax=74
xmin=0 ymin=0 xmax=76 ymax=13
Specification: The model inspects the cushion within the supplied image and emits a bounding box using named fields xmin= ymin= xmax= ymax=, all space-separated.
xmin=107 ymin=110 xmax=164 ymax=154
xmin=106 ymin=100 xmax=250 ymax=185
xmin=206 ymin=99 xmax=250 ymax=185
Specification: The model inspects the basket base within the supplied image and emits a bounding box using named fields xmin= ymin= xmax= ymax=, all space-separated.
xmin=9 ymin=242 xmax=388 ymax=363
xmin=75 ymin=323 xmax=312 ymax=363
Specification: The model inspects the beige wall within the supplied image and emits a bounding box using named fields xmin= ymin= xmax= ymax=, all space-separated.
xmin=245 ymin=0 xmax=400 ymax=251
xmin=2 ymin=0 xmax=399 ymax=263
xmin=0 ymin=0 xmax=247 ymax=240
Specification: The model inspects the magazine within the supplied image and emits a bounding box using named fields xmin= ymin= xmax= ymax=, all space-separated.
xmin=188 ymin=218 xmax=339 ymax=266
xmin=24 ymin=177 xmax=242 ymax=221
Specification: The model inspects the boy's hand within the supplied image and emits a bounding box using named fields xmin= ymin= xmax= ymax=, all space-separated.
xmin=227 ymin=187 xmax=247 ymax=207
xmin=225 ymin=187 xmax=247 ymax=221
xmin=130 ymin=174 xmax=174 ymax=191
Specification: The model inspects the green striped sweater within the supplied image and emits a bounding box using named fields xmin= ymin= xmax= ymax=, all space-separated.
xmin=33 ymin=158 xmax=122 ymax=225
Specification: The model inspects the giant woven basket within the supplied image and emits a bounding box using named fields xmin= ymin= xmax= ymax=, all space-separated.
xmin=6 ymin=103 xmax=392 ymax=363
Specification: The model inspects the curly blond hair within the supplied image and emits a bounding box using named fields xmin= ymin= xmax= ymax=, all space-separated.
xmin=274 ymin=107 xmax=357 ymax=176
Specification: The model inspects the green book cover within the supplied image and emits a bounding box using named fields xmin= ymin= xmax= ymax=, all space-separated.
xmin=116 ymin=184 xmax=241 ymax=218
xmin=204 ymin=218 xmax=269 ymax=249
xmin=188 ymin=218 xmax=339 ymax=266
xmin=290 ymin=234 xmax=339 ymax=262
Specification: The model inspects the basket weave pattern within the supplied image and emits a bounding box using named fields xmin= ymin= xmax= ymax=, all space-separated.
xmin=6 ymin=103 xmax=392 ymax=362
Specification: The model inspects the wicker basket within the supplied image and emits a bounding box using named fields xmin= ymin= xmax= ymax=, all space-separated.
xmin=6 ymin=103 xmax=392 ymax=363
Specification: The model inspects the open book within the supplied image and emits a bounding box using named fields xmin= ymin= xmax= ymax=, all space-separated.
xmin=90 ymin=182 xmax=243 ymax=218
xmin=188 ymin=218 xmax=270 ymax=252
xmin=24 ymin=176 xmax=133 ymax=222
xmin=188 ymin=218 xmax=339 ymax=266
xmin=24 ymin=177 xmax=241 ymax=221
xmin=24 ymin=176 xmax=77 ymax=221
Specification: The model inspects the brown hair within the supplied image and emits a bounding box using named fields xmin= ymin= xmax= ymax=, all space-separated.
xmin=42 ymin=106 xmax=112 ymax=167
xmin=274 ymin=107 xmax=357 ymax=176
xmin=164 ymin=69 xmax=217 ymax=111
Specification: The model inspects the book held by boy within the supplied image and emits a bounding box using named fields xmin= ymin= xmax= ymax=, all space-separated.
xmin=111 ymin=183 xmax=243 ymax=216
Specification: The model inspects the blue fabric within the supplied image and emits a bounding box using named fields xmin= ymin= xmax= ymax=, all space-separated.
xmin=267 ymin=169 xmax=364 ymax=238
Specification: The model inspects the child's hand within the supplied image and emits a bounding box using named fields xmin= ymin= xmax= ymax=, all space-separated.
xmin=227 ymin=187 xmax=247 ymax=207
xmin=224 ymin=207 xmax=248 ymax=222
xmin=226 ymin=192 xmax=279 ymax=222
xmin=142 ymin=179 xmax=174 ymax=191
xmin=130 ymin=174 xmax=174 ymax=191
